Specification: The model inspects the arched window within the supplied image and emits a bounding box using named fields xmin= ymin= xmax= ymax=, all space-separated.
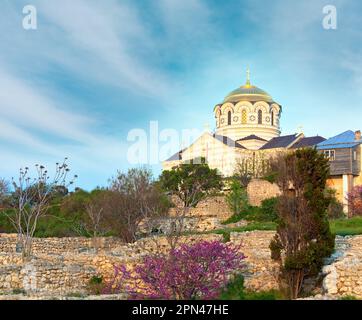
xmin=271 ymin=111 xmax=274 ymax=126
xmin=258 ymin=110 xmax=263 ymax=124
xmin=227 ymin=111 xmax=232 ymax=125
xmin=242 ymin=110 xmax=247 ymax=124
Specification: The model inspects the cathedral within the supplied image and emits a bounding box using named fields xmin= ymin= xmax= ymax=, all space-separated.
xmin=162 ymin=70 xmax=325 ymax=177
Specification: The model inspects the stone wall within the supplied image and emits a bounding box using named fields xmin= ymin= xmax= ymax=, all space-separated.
xmin=0 ymin=232 xmax=277 ymax=297
xmin=170 ymin=195 xmax=233 ymax=220
xmin=247 ymin=179 xmax=281 ymax=206
xmin=323 ymin=235 xmax=362 ymax=298
xmin=0 ymin=233 xmax=124 ymax=255
xmin=230 ymin=231 xmax=279 ymax=291
xmin=138 ymin=216 xmax=224 ymax=236
xmin=3 ymin=231 xmax=362 ymax=299
xmin=0 ymin=233 xmax=223 ymax=296
xmin=0 ymin=258 xmax=96 ymax=294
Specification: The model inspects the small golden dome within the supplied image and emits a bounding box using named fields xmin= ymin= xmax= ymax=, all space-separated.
xmin=223 ymin=68 xmax=275 ymax=103
xmin=223 ymin=85 xmax=274 ymax=103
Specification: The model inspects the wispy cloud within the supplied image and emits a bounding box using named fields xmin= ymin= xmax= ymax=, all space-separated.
xmin=0 ymin=0 xmax=361 ymax=188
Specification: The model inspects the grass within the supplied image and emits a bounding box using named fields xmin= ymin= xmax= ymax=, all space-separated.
xmin=214 ymin=216 xmax=362 ymax=240
xmin=215 ymin=221 xmax=277 ymax=234
xmin=339 ymin=295 xmax=358 ymax=300
xmin=223 ymin=207 xmax=362 ymax=238
xmin=330 ymin=216 xmax=362 ymax=236
xmin=215 ymin=216 xmax=362 ymax=239
xmin=222 ymin=199 xmax=278 ymax=225
xmin=222 ymin=206 xmax=260 ymax=225
xmin=220 ymin=274 xmax=285 ymax=300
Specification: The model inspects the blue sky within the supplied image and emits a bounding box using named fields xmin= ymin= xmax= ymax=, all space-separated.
xmin=0 ymin=0 xmax=362 ymax=189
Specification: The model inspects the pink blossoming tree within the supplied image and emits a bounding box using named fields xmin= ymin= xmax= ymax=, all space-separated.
xmin=103 ymin=240 xmax=246 ymax=300
xmin=347 ymin=185 xmax=362 ymax=217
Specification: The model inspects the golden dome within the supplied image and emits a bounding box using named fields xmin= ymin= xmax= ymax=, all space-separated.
xmin=223 ymin=84 xmax=274 ymax=103
xmin=222 ymin=68 xmax=275 ymax=103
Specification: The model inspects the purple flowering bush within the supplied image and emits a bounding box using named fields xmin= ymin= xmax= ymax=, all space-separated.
xmin=348 ymin=185 xmax=362 ymax=216
xmin=103 ymin=240 xmax=246 ymax=300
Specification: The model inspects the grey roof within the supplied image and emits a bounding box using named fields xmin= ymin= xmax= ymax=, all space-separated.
xmin=291 ymin=136 xmax=326 ymax=149
xmin=166 ymin=149 xmax=184 ymax=161
xmin=259 ymin=134 xmax=298 ymax=150
xmin=213 ymin=134 xmax=246 ymax=149
xmin=237 ymin=134 xmax=267 ymax=142
xmin=317 ymin=130 xmax=362 ymax=150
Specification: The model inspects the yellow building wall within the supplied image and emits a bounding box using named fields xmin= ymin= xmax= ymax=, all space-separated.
xmin=326 ymin=176 xmax=344 ymax=203
xmin=354 ymin=145 xmax=362 ymax=186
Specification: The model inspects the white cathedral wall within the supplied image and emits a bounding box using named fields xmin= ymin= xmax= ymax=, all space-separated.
xmin=237 ymin=139 xmax=267 ymax=150
xmin=214 ymin=101 xmax=281 ymax=142
xmin=175 ymin=133 xmax=254 ymax=177
xmin=216 ymin=125 xmax=280 ymax=142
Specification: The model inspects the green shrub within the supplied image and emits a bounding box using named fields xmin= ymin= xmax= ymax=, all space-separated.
xmin=12 ymin=288 xmax=26 ymax=295
xmin=258 ymin=197 xmax=278 ymax=222
xmin=0 ymin=209 xmax=16 ymax=233
xmin=220 ymin=274 xmax=284 ymax=300
xmin=222 ymin=232 xmax=231 ymax=243
xmin=263 ymin=172 xmax=278 ymax=184
xmin=88 ymin=275 xmax=104 ymax=295
xmin=223 ymin=206 xmax=260 ymax=224
xmin=224 ymin=198 xmax=278 ymax=224
xmin=325 ymin=188 xmax=345 ymax=220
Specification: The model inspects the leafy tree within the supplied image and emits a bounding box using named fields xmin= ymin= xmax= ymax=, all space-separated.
xmin=103 ymin=240 xmax=245 ymax=300
xmin=226 ymin=179 xmax=249 ymax=217
xmin=269 ymin=148 xmax=335 ymax=299
xmin=159 ymin=159 xmax=222 ymax=247
xmin=160 ymin=159 xmax=222 ymax=208
xmin=0 ymin=178 xmax=10 ymax=205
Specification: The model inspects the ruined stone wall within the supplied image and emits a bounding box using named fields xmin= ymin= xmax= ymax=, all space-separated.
xmin=0 ymin=234 xmax=124 ymax=255
xmin=170 ymin=195 xmax=233 ymax=220
xmin=3 ymin=231 xmax=362 ymax=299
xmin=138 ymin=216 xmax=224 ymax=236
xmin=323 ymin=235 xmax=362 ymax=298
xmin=0 ymin=234 xmax=223 ymax=296
xmin=0 ymin=232 xmax=276 ymax=296
xmin=247 ymin=179 xmax=281 ymax=206
xmin=0 ymin=259 xmax=96 ymax=294
xmin=230 ymin=231 xmax=279 ymax=291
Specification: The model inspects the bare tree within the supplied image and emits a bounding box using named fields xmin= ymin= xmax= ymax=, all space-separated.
xmin=106 ymin=168 xmax=169 ymax=243
xmin=234 ymin=152 xmax=272 ymax=186
xmin=85 ymin=202 xmax=104 ymax=239
xmin=0 ymin=178 xmax=10 ymax=209
xmin=4 ymin=159 xmax=76 ymax=261
xmin=84 ymin=201 xmax=105 ymax=253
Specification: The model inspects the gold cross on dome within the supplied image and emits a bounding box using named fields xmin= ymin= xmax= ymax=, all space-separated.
xmin=246 ymin=67 xmax=251 ymax=86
